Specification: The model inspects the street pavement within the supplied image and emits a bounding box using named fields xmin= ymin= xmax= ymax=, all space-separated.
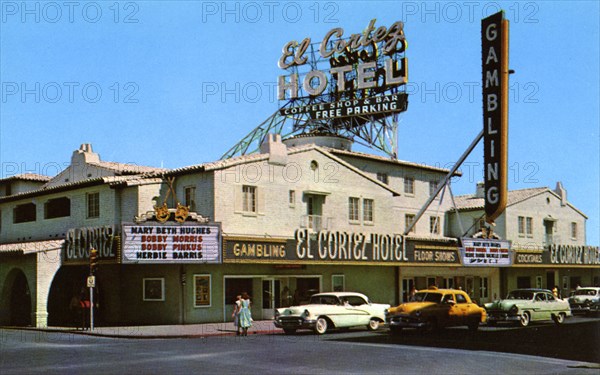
xmin=2 ymin=320 xmax=282 ymax=339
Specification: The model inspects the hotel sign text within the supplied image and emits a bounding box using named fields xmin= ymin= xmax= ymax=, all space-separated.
xmin=224 ymin=231 xmax=461 ymax=265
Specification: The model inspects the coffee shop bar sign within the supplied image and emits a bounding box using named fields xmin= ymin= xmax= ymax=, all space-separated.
xmin=121 ymin=224 xmax=221 ymax=263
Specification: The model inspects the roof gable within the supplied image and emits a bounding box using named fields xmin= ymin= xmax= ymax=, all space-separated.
xmin=162 ymin=144 xmax=401 ymax=196
xmin=453 ymin=187 xmax=587 ymax=218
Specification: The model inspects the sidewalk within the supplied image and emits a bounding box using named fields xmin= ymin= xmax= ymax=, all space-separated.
xmin=3 ymin=320 xmax=284 ymax=339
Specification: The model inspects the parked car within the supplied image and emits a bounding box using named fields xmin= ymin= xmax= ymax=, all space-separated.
xmin=385 ymin=287 xmax=486 ymax=334
xmin=568 ymin=287 xmax=600 ymax=315
xmin=485 ymin=288 xmax=571 ymax=327
xmin=273 ymin=292 xmax=390 ymax=334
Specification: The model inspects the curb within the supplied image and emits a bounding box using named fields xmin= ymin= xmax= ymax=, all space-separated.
xmin=0 ymin=326 xmax=284 ymax=340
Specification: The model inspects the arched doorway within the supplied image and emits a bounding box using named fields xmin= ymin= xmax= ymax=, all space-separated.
xmin=47 ymin=266 xmax=90 ymax=327
xmin=9 ymin=270 xmax=32 ymax=326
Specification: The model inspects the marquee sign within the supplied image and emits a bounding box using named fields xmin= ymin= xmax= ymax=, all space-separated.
xmin=482 ymin=11 xmax=509 ymax=223
xmin=223 ymin=230 xmax=461 ymax=265
xmin=122 ymin=224 xmax=221 ymax=263
xmin=277 ymin=19 xmax=408 ymax=121
xmin=460 ymin=238 xmax=512 ymax=266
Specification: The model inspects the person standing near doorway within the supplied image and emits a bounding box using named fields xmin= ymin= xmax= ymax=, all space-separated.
xmin=238 ymin=292 xmax=252 ymax=336
xmin=232 ymin=295 xmax=242 ymax=335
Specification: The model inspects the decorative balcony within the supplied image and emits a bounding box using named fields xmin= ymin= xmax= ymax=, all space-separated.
xmin=300 ymin=215 xmax=331 ymax=232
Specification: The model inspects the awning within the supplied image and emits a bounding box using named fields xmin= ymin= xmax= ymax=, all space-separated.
xmin=303 ymin=190 xmax=331 ymax=196
xmin=0 ymin=240 xmax=64 ymax=256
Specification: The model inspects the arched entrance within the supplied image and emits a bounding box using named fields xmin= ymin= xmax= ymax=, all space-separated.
xmin=7 ymin=270 xmax=32 ymax=326
xmin=47 ymin=266 xmax=90 ymax=327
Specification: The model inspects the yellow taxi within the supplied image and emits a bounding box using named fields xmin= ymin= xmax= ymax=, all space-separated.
xmin=385 ymin=287 xmax=486 ymax=334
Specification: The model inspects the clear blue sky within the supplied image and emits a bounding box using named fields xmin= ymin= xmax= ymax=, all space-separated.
xmin=1 ymin=1 xmax=598 ymax=245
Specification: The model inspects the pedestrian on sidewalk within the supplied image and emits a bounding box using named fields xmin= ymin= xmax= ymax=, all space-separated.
xmin=232 ymin=294 xmax=242 ymax=335
xmin=69 ymin=289 xmax=84 ymax=330
xmin=78 ymin=287 xmax=91 ymax=330
xmin=238 ymin=292 xmax=252 ymax=336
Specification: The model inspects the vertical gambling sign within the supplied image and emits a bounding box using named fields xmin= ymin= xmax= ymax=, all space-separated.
xmin=482 ymin=11 xmax=509 ymax=223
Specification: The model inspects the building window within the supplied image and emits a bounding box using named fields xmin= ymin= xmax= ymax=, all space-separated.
xmin=185 ymin=186 xmax=197 ymax=212
xmin=5 ymin=183 xmax=11 ymax=196
xmin=289 ymin=190 xmax=295 ymax=207
xmin=242 ymin=185 xmax=256 ymax=213
xmin=517 ymin=276 xmax=531 ymax=289
xmin=13 ymin=202 xmax=36 ymax=223
xmin=87 ymin=192 xmax=100 ymax=218
xmin=376 ymin=172 xmax=389 ymax=185
xmin=429 ymin=216 xmax=440 ymax=234
xmin=570 ymin=222 xmax=577 ymax=240
xmin=518 ymin=216 xmax=525 ymax=235
xmin=404 ymin=177 xmax=415 ymax=195
xmin=363 ymin=199 xmax=374 ymax=223
xmin=480 ymin=277 xmax=489 ymax=299
xmin=194 ymin=275 xmax=211 ymax=307
xmin=443 ymin=277 xmax=454 ymax=289
xmin=143 ymin=278 xmax=165 ymax=301
xmin=332 ymin=275 xmax=345 ymax=292
xmin=44 ymin=197 xmax=71 ymax=219
xmin=429 ymin=181 xmax=439 ymax=197
xmin=348 ymin=197 xmax=360 ymax=221
xmin=518 ymin=216 xmax=533 ymax=236
xmin=405 ymin=213 xmax=416 ymax=233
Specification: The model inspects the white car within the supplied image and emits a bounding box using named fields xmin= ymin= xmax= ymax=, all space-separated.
xmin=568 ymin=287 xmax=600 ymax=315
xmin=273 ymin=292 xmax=390 ymax=334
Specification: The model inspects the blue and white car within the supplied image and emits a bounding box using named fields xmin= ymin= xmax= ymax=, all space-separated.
xmin=273 ymin=292 xmax=390 ymax=334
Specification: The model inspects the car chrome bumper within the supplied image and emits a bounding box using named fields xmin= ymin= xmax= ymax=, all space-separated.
xmin=569 ymin=305 xmax=591 ymax=314
xmin=487 ymin=314 xmax=521 ymax=322
xmin=274 ymin=317 xmax=317 ymax=330
xmin=387 ymin=316 xmax=426 ymax=328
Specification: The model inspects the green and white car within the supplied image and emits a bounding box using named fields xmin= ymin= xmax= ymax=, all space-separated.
xmin=485 ymin=288 xmax=572 ymax=327
xmin=273 ymin=292 xmax=390 ymax=335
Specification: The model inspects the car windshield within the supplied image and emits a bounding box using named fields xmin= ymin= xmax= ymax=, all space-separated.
xmin=412 ymin=292 xmax=443 ymax=303
xmin=309 ymin=295 xmax=340 ymax=305
xmin=506 ymin=290 xmax=534 ymax=300
xmin=574 ymin=289 xmax=597 ymax=296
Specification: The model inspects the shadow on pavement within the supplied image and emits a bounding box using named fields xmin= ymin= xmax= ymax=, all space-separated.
xmin=332 ymin=321 xmax=600 ymax=364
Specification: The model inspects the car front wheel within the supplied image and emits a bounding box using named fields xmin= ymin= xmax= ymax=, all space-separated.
xmin=367 ymin=319 xmax=380 ymax=331
xmin=420 ymin=318 xmax=437 ymax=333
xmin=553 ymin=312 xmax=566 ymax=325
xmin=518 ymin=312 xmax=530 ymax=327
xmin=314 ymin=317 xmax=328 ymax=334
